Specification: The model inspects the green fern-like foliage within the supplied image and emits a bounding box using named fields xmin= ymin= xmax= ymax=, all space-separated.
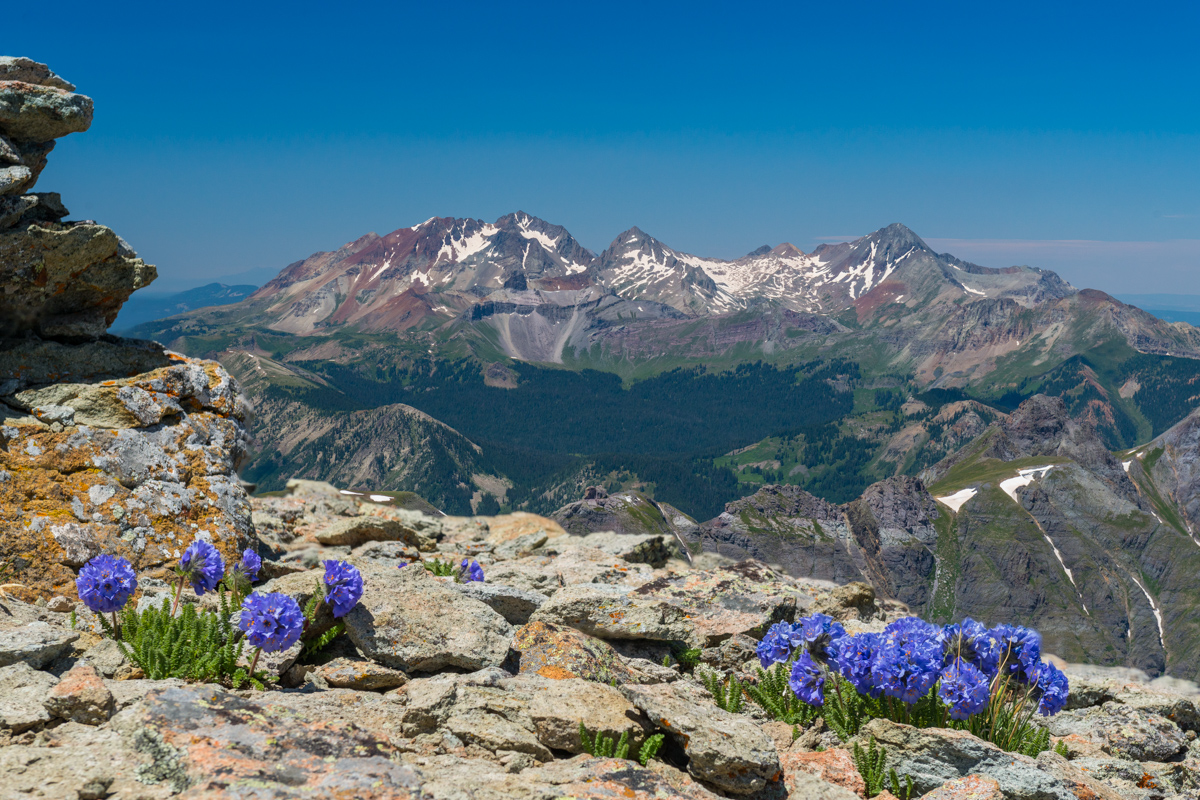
xmin=103 ymin=589 xmax=266 ymax=689
xmin=852 ymin=736 xmax=889 ymax=798
xmin=300 ymin=622 xmax=345 ymax=662
xmin=638 ymin=733 xmax=665 ymax=766
xmin=889 ymin=768 xmax=915 ymax=800
xmin=853 ymin=736 xmax=916 ymax=800
xmin=422 ymin=558 xmax=458 ymax=577
xmin=1053 ymin=738 xmax=1070 ymax=757
xmin=579 ymin=723 xmax=663 ymax=766
xmin=746 ymin=663 xmax=819 ymax=725
xmin=673 ymin=647 xmax=702 ymax=671
xmin=698 ymin=667 xmax=745 ymax=714
xmin=579 ymin=722 xmax=629 ymax=758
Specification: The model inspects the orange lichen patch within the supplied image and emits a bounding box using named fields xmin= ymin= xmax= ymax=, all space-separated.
xmin=485 ymin=512 xmax=567 ymax=546
xmin=0 ymin=410 xmax=252 ymax=602
xmin=781 ymin=749 xmax=868 ymax=799
xmin=512 ymin=620 xmax=635 ymax=685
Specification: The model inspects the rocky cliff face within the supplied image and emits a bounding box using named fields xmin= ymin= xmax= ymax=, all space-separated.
xmin=0 ymin=57 xmax=254 ymax=601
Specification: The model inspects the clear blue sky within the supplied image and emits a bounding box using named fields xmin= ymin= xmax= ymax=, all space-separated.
xmin=9 ymin=0 xmax=1200 ymax=293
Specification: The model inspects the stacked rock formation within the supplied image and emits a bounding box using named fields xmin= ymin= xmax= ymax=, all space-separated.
xmin=3 ymin=483 xmax=1200 ymax=799
xmin=0 ymin=57 xmax=253 ymax=601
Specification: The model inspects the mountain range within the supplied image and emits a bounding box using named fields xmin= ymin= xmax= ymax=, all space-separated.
xmin=124 ymin=213 xmax=1200 ymax=679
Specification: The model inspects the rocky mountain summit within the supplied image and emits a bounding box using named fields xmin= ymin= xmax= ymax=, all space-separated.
xmin=0 ymin=57 xmax=254 ymax=602
xmin=4 ymin=481 xmax=1200 ymax=799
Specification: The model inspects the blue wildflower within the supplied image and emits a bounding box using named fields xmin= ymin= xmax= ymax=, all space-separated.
xmin=76 ymin=555 xmax=138 ymax=613
xmin=459 ymin=558 xmax=485 ymax=583
xmin=798 ymin=613 xmax=846 ymax=663
xmin=238 ymin=592 xmax=304 ymax=652
xmin=938 ymin=657 xmax=991 ymax=720
xmin=833 ymin=632 xmax=883 ymax=697
xmin=757 ymin=621 xmax=796 ymax=668
xmin=788 ymin=651 xmax=826 ymax=706
xmin=871 ymin=616 xmax=944 ymax=704
xmin=238 ymin=549 xmax=261 ymax=582
xmin=942 ymin=618 xmax=1000 ymax=676
xmin=991 ymin=624 xmax=1042 ymax=684
xmin=1030 ymin=662 xmax=1069 ymax=716
xmin=178 ymin=539 xmax=225 ymax=596
xmin=323 ymin=560 xmax=363 ymax=618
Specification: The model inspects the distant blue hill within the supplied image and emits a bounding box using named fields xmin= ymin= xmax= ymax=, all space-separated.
xmin=111 ymin=283 xmax=257 ymax=333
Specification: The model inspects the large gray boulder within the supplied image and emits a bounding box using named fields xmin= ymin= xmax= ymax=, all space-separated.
xmin=343 ymin=564 xmax=513 ymax=672
xmin=1046 ymin=702 xmax=1188 ymax=761
xmin=621 ymin=680 xmax=780 ymax=796
xmin=530 ymin=584 xmax=690 ymax=642
xmin=0 ymin=621 xmax=78 ymax=668
xmin=854 ymin=718 xmax=1102 ymax=800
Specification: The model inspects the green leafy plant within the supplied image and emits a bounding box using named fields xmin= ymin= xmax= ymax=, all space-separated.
xmin=103 ymin=589 xmax=264 ymax=689
xmin=68 ymin=609 xmax=77 ymax=630
xmin=1053 ymin=739 xmax=1070 ymax=757
xmin=578 ymin=722 xmax=665 ymax=767
xmin=698 ymin=667 xmax=745 ymax=714
xmin=746 ymin=663 xmax=820 ymax=726
xmin=421 ymin=558 xmax=458 ymax=577
xmin=852 ymin=736 xmax=914 ymax=800
xmin=673 ymin=646 xmax=702 ymax=671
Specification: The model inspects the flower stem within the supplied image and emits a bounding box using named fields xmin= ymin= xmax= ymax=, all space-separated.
xmin=170 ymin=576 xmax=185 ymax=617
xmin=110 ymin=611 xmax=120 ymax=639
xmin=248 ymin=646 xmax=262 ymax=678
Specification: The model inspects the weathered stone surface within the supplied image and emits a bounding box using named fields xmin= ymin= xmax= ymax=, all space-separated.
xmin=344 ymin=564 xmax=513 ymax=672
xmin=453 ymin=580 xmax=545 ymax=624
xmin=0 ymin=57 xmax=76 ymax=91
xmin=622 ymin=680 xmax=780 ymax=795
xmin=632 ymin=561 xmax=797 ymax=647
xmin=516 ymin=674 xmax=650 ymax=753
xmin=0 ymin=80 xmax=93 ymax=141
xmin=1034 ymin=751 xmax=1127 ymax=800
xmin=780 ymin=748 xmax=867 ymax=798
xmin=920 ymin=774 xmax=1006 ymax=800
xmin=0 ymin=163 xmax=31 ymax=195
xmin=315 ymin=514 xmax=425 ymax=548
xmin=512 ymin=620 xmax=636 ymax=683
xmin=487 ymin=547 xmax=655 ymax=595
xmin=571 ymin=531 xmax=674 ymax=568
xmin=0 ymin=662 xmax=58 ymax=732
xmin=855 ymin=718 xmax=1087 ymax=800
xmin=309 ymin=657 xmax=409 ymax=691
xmin=0 ymin=357 xmax=254 ymax=603
xmin=1046 ymin=702 xmax=1188 ymax=761
xmin=106 ymin=685 xmax=426 ymax=798
xmin=0 ymin=222 xmax=154 ymax=337
xmin=531 ymin=583 xmax=690 ymax=642
xmin=351 ymin=539 xmax=421 ymax=568
xmin=1112 ymin=684 xmax=1200 ymax=732
xmin=44 ymin=664 xmax=114 ymax=725
xmin=782 ymin=769 xmax=863 ymax=800
xmin=0 ymin=621 xmax=78 ymax=668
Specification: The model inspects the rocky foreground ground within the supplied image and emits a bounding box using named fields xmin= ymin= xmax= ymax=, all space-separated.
xmin=1 ymin=480 xmax=1199 ymax=800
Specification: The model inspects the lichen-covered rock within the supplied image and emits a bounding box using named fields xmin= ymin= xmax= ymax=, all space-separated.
xmin=854 ymin=718 xmax=1099 ymax=800
xmin=512 ymin=620 xmax=636 ymax=683
xmin=0 ymin=621 xmax=78 ymax=668
xmin=0 ymin=353 xmax=253 ymax=603
xmin=454 ymin=580 xmax=546 ymax=624
xmin=44 ymin=664 xmax=114 ymax=725
xmin=0 ymin=223 xmax=154 ymax=337
xmin=530 ymin=583 xmax=691 ymax=642
xmin=343 ymin=564 xmax=513 ymax=672
xmin=0 ymin=79 xmax=92 ymax=142
xmin=621 ymin=680 xmax=781 ymax=796
xmin=0 ymin=661 xmax=58 ymax=733
xmin=1046 ymin=702 xmax=1188 ymax=761
xmin=780 ymin=748 xmax=867 ymax=798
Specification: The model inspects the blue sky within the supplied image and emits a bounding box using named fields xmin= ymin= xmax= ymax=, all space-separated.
xmin=9 ymin=0 xmax=1200 ymax=293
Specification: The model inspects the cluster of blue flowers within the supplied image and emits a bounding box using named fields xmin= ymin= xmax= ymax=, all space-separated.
xmin=77 ymin=540 xmax=368 ymax=667
xmin=757 ymin=613 xmax=1069 ymax=720
xmin=459 ymin=558 xmax=485 ymax=583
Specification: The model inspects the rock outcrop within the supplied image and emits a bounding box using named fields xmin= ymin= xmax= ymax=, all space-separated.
xmin=0 ymin=57 xmax=254 ymax=601
xmin=2 ymin=488 xmax=1200 ymax=798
